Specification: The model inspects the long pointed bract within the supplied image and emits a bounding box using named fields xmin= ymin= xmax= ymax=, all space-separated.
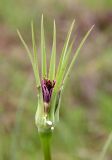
xmin=49 ymin=41 xmax=74 ymax=119
xmin=17 ymin=29 xmax=40 ymax=86
xmin=50 ymin=25 xmax=94 ymax=119
xmin=41 ymin=14 xmax=47 ymax=78
xmin=31 ymin=22 xmax=40 ymax=86
xmin=56 ymin=20 xmax=75 ymax=79
xmin=17 ymin=30 xmax=33 ymax=65
xmin=31 ymin=21 xmax=38 ymax=66
xmin=63 ymin=25 xmax=94 ymax=85
xmin=48 ymin=20 xmax=56 ymax=80
xmin=55 ymin=40 xmax=74 ymax=91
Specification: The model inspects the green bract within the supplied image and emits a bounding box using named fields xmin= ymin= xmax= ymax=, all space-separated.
xmin=17 ymin=15 xmax=94 ymax=133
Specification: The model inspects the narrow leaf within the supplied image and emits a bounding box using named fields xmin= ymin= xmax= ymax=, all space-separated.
xmin=41 ymin=14 xmax=47 ymax=78
xmin=63 ymin=25 xmax=94 ymax=84
xmin=48 ymin=20 xmax=56 ymax=80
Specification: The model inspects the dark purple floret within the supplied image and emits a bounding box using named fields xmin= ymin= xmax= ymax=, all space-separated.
xmin=41 ymin=79 xmax=56 ymax=103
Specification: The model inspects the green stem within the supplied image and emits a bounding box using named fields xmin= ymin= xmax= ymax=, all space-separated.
xmin=39 ymin=131 xmax=52 ymax=160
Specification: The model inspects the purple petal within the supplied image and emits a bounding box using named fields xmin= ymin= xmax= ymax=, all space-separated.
xmin=41 ymin=79 xmax=56 ymax=103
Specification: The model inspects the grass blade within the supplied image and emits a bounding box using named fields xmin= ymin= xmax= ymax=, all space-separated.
xmin=48 ymin=20 xmax=56 ymax=80
xmin=10 ymin=76 xmax=33 ymax=160
xmin=63 ymin=25 xmax=94 ymax=85
xmin=98 ymin=132 xmax=112 ymax=160
xmin=41 ymin=14 xmax=47 ymax=78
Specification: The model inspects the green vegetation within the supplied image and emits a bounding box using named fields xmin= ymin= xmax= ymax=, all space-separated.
xmin=0 ymin=0 xmax=112 ymax=159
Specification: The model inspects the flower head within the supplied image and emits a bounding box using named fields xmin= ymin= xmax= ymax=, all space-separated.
xmin=17 ymin=15 xmax=94 ymax=132
xmin=41 ymin=79 xmax=56 ymax=103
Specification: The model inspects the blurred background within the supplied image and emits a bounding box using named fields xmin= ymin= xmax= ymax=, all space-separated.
xmin=0 ymin=0 xmax=112 ymax=160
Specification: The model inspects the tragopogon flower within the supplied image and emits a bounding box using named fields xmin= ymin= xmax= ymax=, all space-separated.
xmin=17 ymin=15 xmax=94 ymax=133
xmin=41 ymin=79 xmax=56 ymax=104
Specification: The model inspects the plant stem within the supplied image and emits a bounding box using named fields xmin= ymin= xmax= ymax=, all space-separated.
xmin=39 ymin=131 xmax=52 ymax=160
